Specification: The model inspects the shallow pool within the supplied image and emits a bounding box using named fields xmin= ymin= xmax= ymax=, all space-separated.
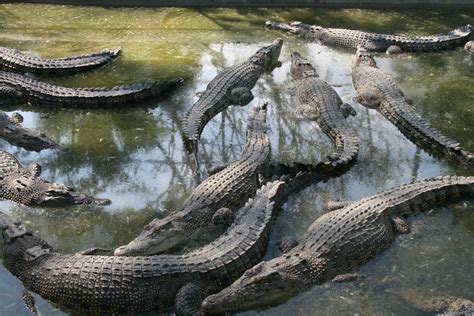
xmin=0 ymin=4 xmax=473 ymax=315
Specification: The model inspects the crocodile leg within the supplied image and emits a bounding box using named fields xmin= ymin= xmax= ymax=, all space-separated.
xmin=76 ymin=247 xmax=114 ymax=255
xmin=207 ymin=164 xmax=228 ymax=176
xmin=386 ymin=45 xmax=403 ymax=55
xmin=276 ymin=236 xmax=299 ymax=253
xmin=175 ymin=283 xmax=205 ymax=316
xmin=325 ymin=200 xmax=352 ymax=210
xmin=332 ymin=273 xmax=366 ymax=283
xmin=211 ymin=207 xmax=234 ymax=226
xmin=340 ymin=103 xmax=357 ymax=118
xmin=390 ymin=215 xmax=411 ymax=234
xmin=229 ymin=87 xmax=254 ymax=106
xmin=11 ymin=112 xmax=23 ymax=126
xmin=27 ymin=163 xmax=42 ymax=178
xmin=22 ymin=288 xmax=38 ymax=315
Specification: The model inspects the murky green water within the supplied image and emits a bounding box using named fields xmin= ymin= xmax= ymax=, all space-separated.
xmin=0 ymin=4 xmax=473 ymax=315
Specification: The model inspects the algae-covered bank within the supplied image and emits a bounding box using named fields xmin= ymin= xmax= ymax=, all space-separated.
xmin=0 ymin=4 xmax=473 ymax=315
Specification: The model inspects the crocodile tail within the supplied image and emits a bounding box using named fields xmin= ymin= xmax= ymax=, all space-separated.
xmin=455 ymin=149 xmax=474 ymax=170
xmin=240 ymin=103 xmax=270 ymax=163
xmin=0 ymin=47 xmax=122 ymax=74
xmin=150 ymin=77 xmax=184 ymax=96
xmin=389 ymin=25 xmax=472 ymax=52
xmin=386 ymin=175 xmax=474 ymax=216
xmin=181 ymin=113 xmax=199 ymax=156
xmin=326 ymin=127 xmax=360 ymax=170
xmin=98 ymin=78 xmax=183 ymax=105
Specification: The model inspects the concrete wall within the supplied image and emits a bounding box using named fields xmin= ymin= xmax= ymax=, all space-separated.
xmin=3 ymin=0 xmax=474 ymax=7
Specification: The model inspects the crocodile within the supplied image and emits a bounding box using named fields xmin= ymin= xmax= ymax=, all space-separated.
xmin=0 ymin=179 xmax=288 ymax=314
xmin=181 ymin=38 xmax=282 ymax=159
xmin=0 ymin=46 xmax=120 ymax=75
xmin=114 ymin=104 xmax=271 ymax=256
xmin=202 ymin=175 xmax=474 ymax=313
xmin=388 ymin=288 xmax=474 ymax=314
xmin=0 ymin=71 xmax=183 ymax=107
xmin=465 ymin=41 xmax=474 ymax=52
xmin=0 ymin=111 xmax=65 ymax=152
xmin=265 ymin=21 xmax=472 ymax=54
xmin=290 ymin=51 xmax=359 ymax=170
xmin=0 ymin=149 xmax=110 ymax=206
xmin=351 ymin=47 xmax=474 ymax=169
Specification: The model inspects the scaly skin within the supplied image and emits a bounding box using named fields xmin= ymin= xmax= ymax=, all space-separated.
xmin=265 ymin=21 xmax=472 ymax=54
xmin=182 ymin=38 xmax=282 ymax=158
xmin=0 ymin=111 xmax=66 ymax=152
xmin=389 ymin=288 xmax=474 ymax=314
xmin=0 ymin=180 xmax=286 ymax=314
xmin=114 ymin=104 xmax=271 ymax=256
xmin=0 ymin=149 xmax=110 ymax=206
xmin=290 ymin=52 xmax=359 ymax=169
xmin=0 ymin=47 xmax=120 ymax=74
xmin=351 ymin=47 xmax=474 ymax=169
xmin=202 ymin=175 xmax=474 ymax=313
xmin=0 ymin=71 xmax=183 ymax=107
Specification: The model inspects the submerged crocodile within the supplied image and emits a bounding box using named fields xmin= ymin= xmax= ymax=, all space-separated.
xmin=0 ymin=46 xmax=120 ymax=75
xmin=0 ymin=71 xmax=183 ymax=107
xmin=182 ymin=38 xmax=282 ymax=159
xmin=351 ymin=47 xmax=474 ymax=169
xmin=0 ymin=111 xmax=65 ymax=152
xmin=0 ymin=149 xmax=110 ymax=206
xmin=389 ymin=288 xmax=474 ymax=314
xmin=202 ymin=175 xmax=474 ymax=313
xmin=115 ymin=104 xmax=271 ymax=256
xmin=265 ymin=21 xmax=472 ymax=54
xmin=0 ymin=179 xmax=287 ymax=314
xmin=290 ymin=51 xmax=359 ymax=169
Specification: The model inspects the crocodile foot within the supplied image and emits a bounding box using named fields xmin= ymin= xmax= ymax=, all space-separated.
xmin=212 ymin=207 xmax=234 ymax=226
xmin=332 ymin=273 xmax=366 ymax=283
xmin=386 ymin=45 xmax=403 ymax=55
xmin=276 ymin=236 xmax=299 ymax=253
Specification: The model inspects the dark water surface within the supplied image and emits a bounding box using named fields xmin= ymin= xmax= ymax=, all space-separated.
xmin=0 ymin=4 xmax=473 ymax=315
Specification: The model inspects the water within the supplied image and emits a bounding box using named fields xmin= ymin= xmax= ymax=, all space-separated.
xmin=0 ymin=4 xmax=473 ymax=315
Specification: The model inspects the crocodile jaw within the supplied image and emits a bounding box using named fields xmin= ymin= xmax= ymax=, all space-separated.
xmin=36 ymin=185 xmax=111 ymax=207
xmin=114 ymin=221 xmax=187 ymax=256
xmin=353 ymin=46 xmax=377 ymax=68
xmin=265 ymin=20 xmax=313 ymax=38
xmin=202 ymin=259 xmax=295 ymax=313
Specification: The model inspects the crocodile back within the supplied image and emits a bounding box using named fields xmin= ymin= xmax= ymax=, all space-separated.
xmin=182 ymin=61 xmax=263 ymax=145
xmin=296 ymin=76 xmax=359 ymax=168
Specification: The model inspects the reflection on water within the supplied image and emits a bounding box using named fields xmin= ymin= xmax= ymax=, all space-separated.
xmin=0 ymin=4 xmax=473 ymax=316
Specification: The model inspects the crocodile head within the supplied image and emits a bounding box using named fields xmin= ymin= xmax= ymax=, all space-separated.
xmin=33 ymin=181 xmax=111 ymax=207
xmin=250 ymin=38 xmax=283 ymax=72
xmin=114 ymin=213 xmax=186 ymax=256
xmin=0 ymin=112 xmax=67 ymax=152
xmin=2 ymin=127 xmax=66 ymax=152
xmin=202 ymin=255 xmax=309 ymax=314
xmin=290 ymin=51 xmax=318 ymax=80
xmin=265 ymin=21 xmax=315 ymax=39
xmin=0 ymin=211 xmax=29 ymax=253
xmin=353 ymin=46 xmax=377 ymax=68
